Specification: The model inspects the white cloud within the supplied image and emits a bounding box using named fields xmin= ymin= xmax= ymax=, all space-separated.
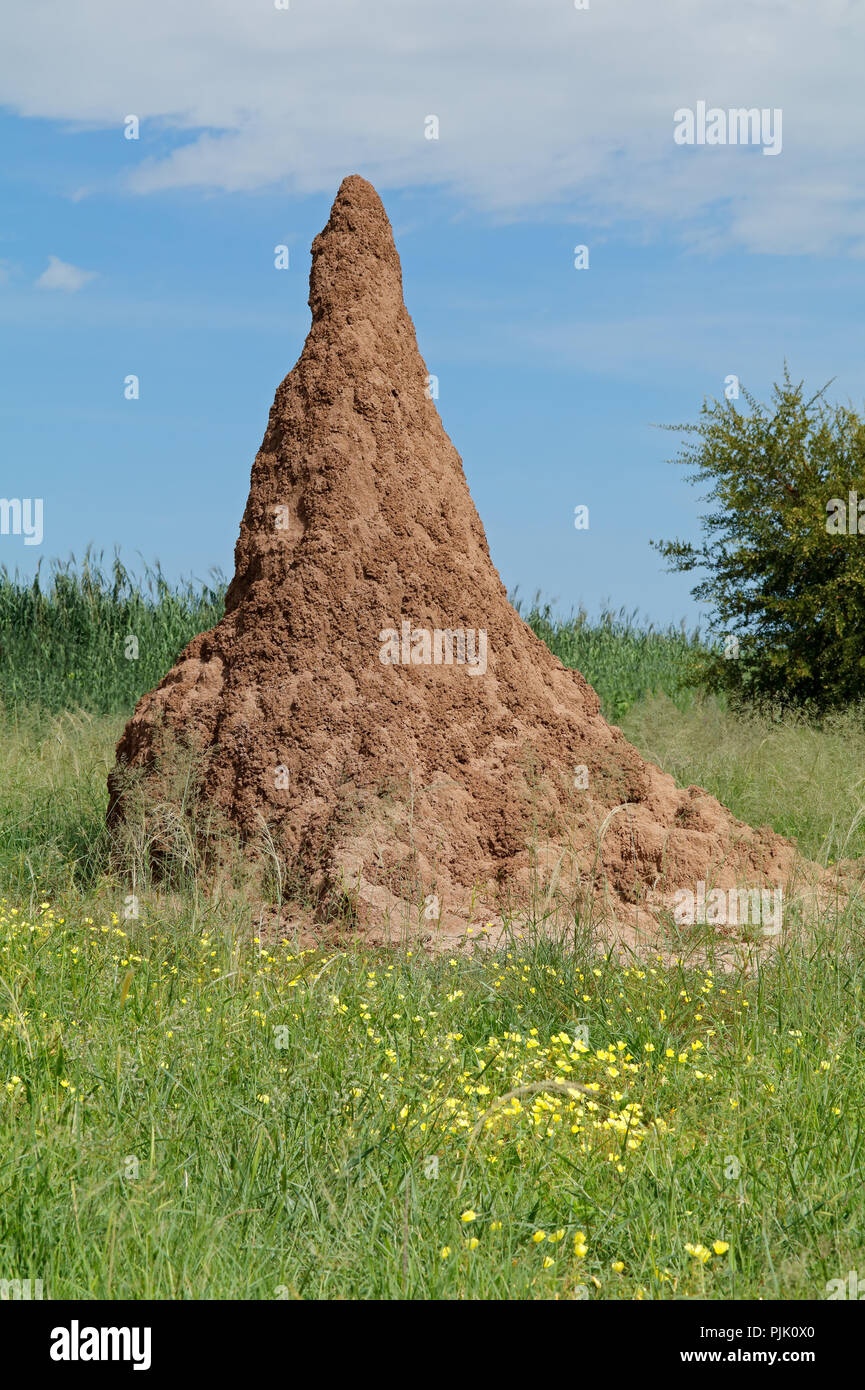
xmin=35 ymin=255 xmax=97 ymax=292
xmin=1 ymin=0 xmax=863 ymax=254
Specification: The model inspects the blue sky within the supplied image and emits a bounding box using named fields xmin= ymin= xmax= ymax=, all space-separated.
xmin=2 ymin=0 xmax=864 ymax=627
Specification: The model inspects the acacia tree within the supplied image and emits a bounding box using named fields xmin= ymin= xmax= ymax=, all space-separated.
xmin=652 ymin=369 xmax=865 ymax=710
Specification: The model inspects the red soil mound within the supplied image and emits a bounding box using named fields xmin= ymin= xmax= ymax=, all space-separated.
xmin=108 ymin=175 xmax=801 ymax=940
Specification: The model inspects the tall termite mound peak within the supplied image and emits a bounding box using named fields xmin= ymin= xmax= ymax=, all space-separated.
xmin=108 ymin=174 xmax=800 ymax=936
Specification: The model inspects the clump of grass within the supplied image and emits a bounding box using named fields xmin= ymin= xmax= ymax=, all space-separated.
xmin=0 ymin=551 xmax=225 ymax=716
xmin=517 ymin=596 xmax=704 ymax=720
xmin=621 ymin=694 xmax=865 ymax=863
xmin=0 ymin=706 xmax=120 ymax=901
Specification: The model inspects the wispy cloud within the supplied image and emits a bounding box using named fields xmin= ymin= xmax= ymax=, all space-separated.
xmin=35 ymin=255 xmax=97 ymax=292
xmin=0 ymin=1 xmax=863 ymax=256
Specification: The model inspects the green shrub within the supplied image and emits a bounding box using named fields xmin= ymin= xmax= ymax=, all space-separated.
xmin=652 ymin=369 xmax=865 ymax=711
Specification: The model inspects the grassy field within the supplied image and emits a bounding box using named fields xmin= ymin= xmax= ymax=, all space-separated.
xmin=1 ymin=564 xmax=864 ymax=1300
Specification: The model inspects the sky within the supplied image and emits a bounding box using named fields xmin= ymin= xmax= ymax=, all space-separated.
xmin=2 ymin=0 xmax=864 ymax=628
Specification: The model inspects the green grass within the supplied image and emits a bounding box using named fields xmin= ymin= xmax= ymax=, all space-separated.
xmin=518 ymin=598 xmax=702 ymax=721
xmin=0 ymin=553 xmax=224 ymax=716
xmin=1 ymin=563 xmax=864 ymax=1300
xmin=2 ymin=896 xmax=863 ymax=1299
xmin=621 ymin=695 xmax=865 ymax=864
